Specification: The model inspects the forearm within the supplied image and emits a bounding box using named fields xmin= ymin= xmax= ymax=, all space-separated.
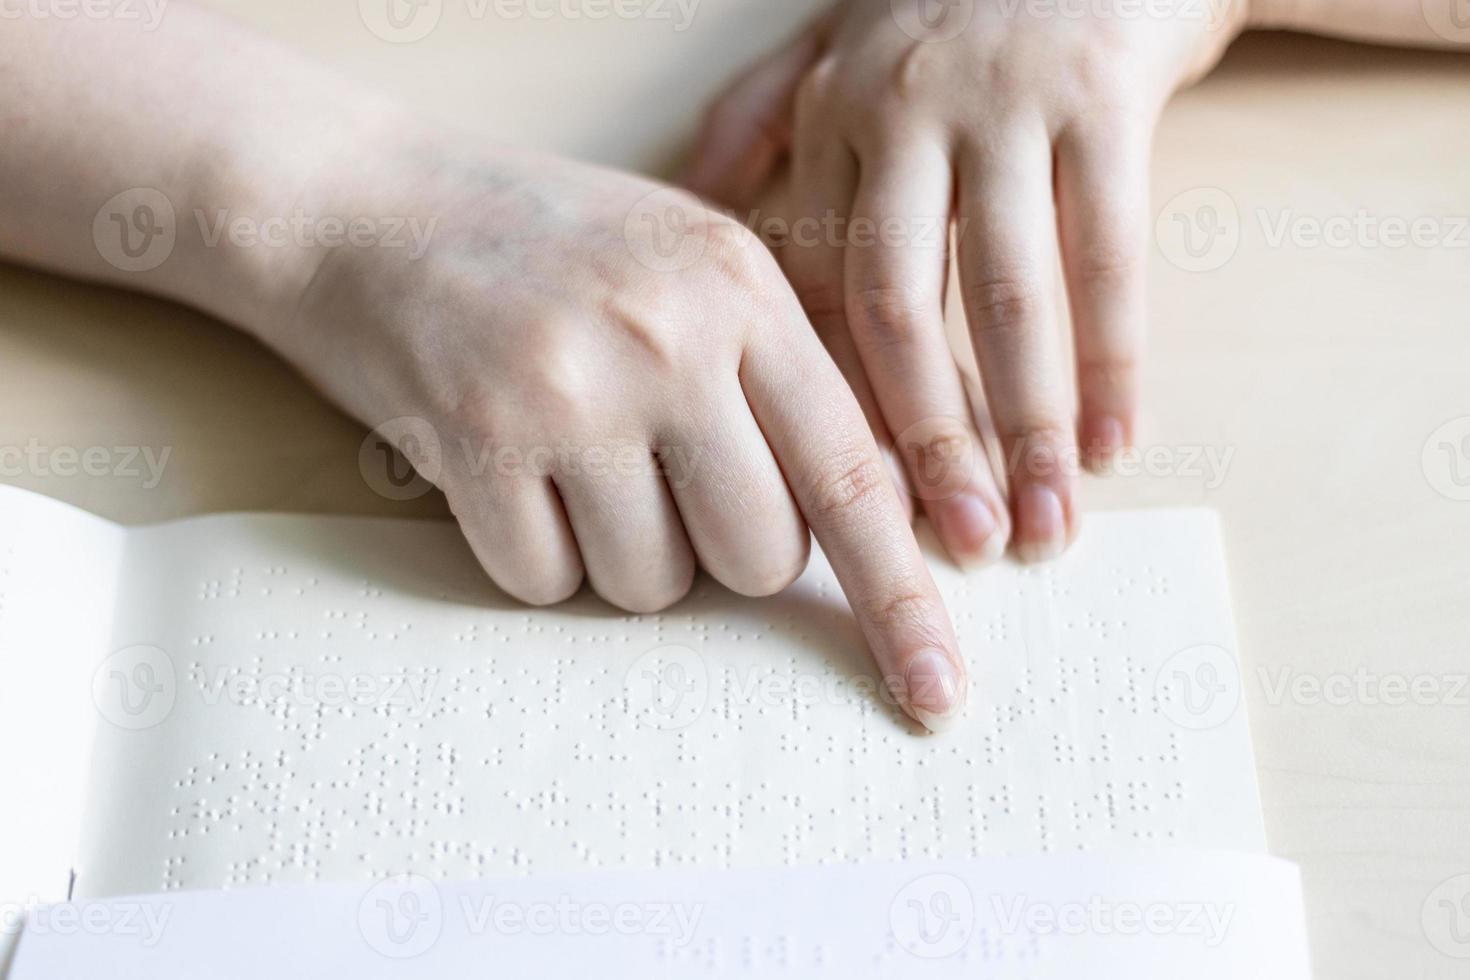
xmin=1248 ymin=0 xmax=1470 ymax=49
xmin=0 ymin=2 xmax=403 ymax=337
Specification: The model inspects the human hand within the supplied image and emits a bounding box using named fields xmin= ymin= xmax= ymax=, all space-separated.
xmin=258 ymin=130 xmax=967 ymax=731
xmin=685 ymin=0 xmax=1249 ymax=563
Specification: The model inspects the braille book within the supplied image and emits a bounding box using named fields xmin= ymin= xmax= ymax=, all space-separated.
xmin=0 ymin=485 xmax=1298 ymax=976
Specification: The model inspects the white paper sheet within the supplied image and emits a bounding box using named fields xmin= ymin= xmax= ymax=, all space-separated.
xmin=60 ymin=502 xmax=1264 ymax=897
xmin=8 ymin=851 xmax=1312 ymax=979
xmin=0 ymin=490 xmax=124 ymax=904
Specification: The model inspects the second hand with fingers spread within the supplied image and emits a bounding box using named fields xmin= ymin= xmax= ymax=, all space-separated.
xmin=685 ymin=0 xmax=1252 ymax=566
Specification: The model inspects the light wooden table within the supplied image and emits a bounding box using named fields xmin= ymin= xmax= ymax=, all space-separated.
xmin=3 ymin=3 xmax=1468 ymax=976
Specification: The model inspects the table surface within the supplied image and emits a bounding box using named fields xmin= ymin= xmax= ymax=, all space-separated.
xmin=4 ymin=3 xmax=1469 ymax=977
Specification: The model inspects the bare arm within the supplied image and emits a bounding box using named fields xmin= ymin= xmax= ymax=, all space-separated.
xmin=0 ymin=4 xmax=398 ymax=334
xmin=0 ymin=3 xmax=969 ymax=732
xmin=1250 ymin=0 xmax=1470 ymax=48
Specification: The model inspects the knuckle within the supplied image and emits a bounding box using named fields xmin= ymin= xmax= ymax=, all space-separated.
xmin=890 ymin=43 xmax=943 ymax=102
xmin=442 ymin=384 xmax=505 ymax=444
xmin=807 ymin=448 xmax=890 ymax=525
xmin=598 ymin=295 xmax=686 ymax=374
xmin=963 ymin=267 xmax=1044 ymax=339
xmin=849 ymin=284 xmax=929 ymax=348
xmin=1071 ymin=241 xmax=1143 ymax=291
xmin=521 ymin=339 xmax=595 ymax=423
xmin=983 ymin=55 xmax=1028 ymax=100
xmin=866 ymin=590 xmax=943 ymax=634
xmin=1070 ymin=44 xmax=1134 ymax=109
xmin=700 ymin=220 xmax=771 ymax=287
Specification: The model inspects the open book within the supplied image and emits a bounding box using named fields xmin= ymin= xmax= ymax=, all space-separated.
xmin=0 ymin=486 xmax=1306 ymax=975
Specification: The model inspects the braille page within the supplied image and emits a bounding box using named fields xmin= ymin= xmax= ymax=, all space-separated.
xmin=11 ymin=852 xmax=1312 ymax=979
xmin=0 ymin=487 xmax=124 ymax=906
xmin=74 ymin=508 xmax=1264 ymax=898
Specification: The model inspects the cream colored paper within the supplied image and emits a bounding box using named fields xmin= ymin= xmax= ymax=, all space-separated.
xmin=41 ymin=495 xmax=1264 ymax=897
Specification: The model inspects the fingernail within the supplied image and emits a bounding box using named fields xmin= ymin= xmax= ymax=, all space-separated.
xmin=1015 ymin=485 xmax=1066 ymax=563
xmin=904 ymin=648 xmax=965 ymax=733
xmin=933 ymin=492 xmax=1008 ymax=567
xmin=1084 ymin=415 xmax=1127 ymax=468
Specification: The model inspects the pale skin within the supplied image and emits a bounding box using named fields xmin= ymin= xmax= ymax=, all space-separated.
xmin=0 ymin=1 xmax=1460 ymax=734
xmin=0 ymin=3 xmax=968 ymax=733
xmin=686 ymin=0 xmax=1469 ymax=566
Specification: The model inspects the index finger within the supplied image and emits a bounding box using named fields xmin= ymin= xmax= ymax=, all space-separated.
xmin=740 ymin=309 xmax=967 ymax=733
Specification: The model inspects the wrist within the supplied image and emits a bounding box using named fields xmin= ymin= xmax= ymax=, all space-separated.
xmin=169 ymin=86 xmax=423 ymax=344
